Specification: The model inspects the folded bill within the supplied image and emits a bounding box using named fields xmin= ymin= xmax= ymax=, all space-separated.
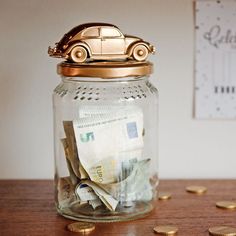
xmin=80 ymin=180 xmax=119 ymax=211
xmin=61 ymin=138 xmax=78 ymax=185
xmin=98 ymin=159 xmax=153 ymax=203
xmin=57 ymin=177 xmax=77 ymax=207
xmin=63 ymin=121 xmax=88 ymax=180
xmin=75 ymin=183 xmax=103 ymax=209
xmin=89 ymin=198 xmax=103 ymax=209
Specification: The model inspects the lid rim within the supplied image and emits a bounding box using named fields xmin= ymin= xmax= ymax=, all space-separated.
xmin=57 ymin=61 xmax=153 ymax=79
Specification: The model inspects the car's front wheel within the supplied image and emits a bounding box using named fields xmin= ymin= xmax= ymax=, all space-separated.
xmin=132 ymin=44 xmax=149 ymax=62
xmin=70 ymin=46 xmax=87 ymax=63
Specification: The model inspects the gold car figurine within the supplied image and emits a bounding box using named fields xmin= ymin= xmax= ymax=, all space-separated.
xmin=48 ymin=23 xmax=155 ymax=63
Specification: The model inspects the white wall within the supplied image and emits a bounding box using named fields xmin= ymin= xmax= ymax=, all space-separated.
xmin=0 ymin=0 xmax=235 ymax=179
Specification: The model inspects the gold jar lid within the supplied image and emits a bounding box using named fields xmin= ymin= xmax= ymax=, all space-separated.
xmin=57 ymin=61 xmax=153 ymax=79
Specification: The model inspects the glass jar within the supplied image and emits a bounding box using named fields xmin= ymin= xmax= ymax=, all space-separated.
xmin=53 ymin=61 xmax=158 ymax=222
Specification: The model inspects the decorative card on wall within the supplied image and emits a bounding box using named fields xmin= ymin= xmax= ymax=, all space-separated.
xmin=195 ymin=0 xmax=236 ymax=119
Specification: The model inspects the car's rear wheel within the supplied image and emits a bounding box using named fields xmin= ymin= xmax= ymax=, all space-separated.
xmin=70 ymin=46 xmax=87 ymax=63
xmin=132 ymin=44 xmax=149 ymax=62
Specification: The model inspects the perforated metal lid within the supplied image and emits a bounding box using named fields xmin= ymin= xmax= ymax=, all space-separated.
xmin=57 ymin=61 xmax=153 ymax=79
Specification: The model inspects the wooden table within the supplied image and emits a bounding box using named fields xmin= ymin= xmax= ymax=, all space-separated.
xmin=0 ymin=180 xmax=236 ymax=236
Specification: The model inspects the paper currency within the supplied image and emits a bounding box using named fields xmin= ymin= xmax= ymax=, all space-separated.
xmin=59 ymin=106 xmax=153 ymax=212
xmin=61 ymin=138 xmax=78 ymax=185
xmin=75 ymin=183 xmax=98 ymax=201
xmin=98 ymin=159 xmax=153 ymax=203
xmin=78 ymin=105 xmax=140 ymax=118
xmin=81 ymin=180 xmax=119 ymax=211
xmin=89 ymin=198 xmax=103 ymax=209
xmin=73 ymin=109 xmax=144 ymax=184
xmin=57 ymin=177 xmax=77 ymax=206
xmin=75 ymin=183 xmax=103 ymax=209
xmin=63 ymin=121 xmax=88 ymax=179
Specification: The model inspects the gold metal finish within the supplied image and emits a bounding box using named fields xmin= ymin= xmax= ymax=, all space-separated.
xmin=57 ymin=61 xmax=153 ymax=78
xmin=209 ymin=226 xmax=236 ymax=236
xmin=67 ymin=222 xmax=95 ymax=233
xmin=158 ymin=192 xmax=172 ymax=200
xmin=153 ymin=225 xmax=178 ymax=235
xmin=216 ymin=201 xmax=236 ymax=210
xmin=70 ymin=46 xmax=87 ymax=63
xmin=132 ymin=44 xmax=149 ymax=61
xmin=48 ymin=22 xmax=155 ymax=63
xmin=186 ymin=185 xmax=207 ymax=194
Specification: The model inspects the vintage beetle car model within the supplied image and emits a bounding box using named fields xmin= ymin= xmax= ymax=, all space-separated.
xmin=48 ymin=23 xmax=155 ymax=63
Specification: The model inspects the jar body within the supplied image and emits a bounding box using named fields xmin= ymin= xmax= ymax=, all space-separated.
xmin=53 ymin=75 xmax=158 ymax=222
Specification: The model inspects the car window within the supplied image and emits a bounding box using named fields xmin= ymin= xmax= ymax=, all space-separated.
xmin=82 ymin=28 xmax=99 ymax=37
xmin=101 ymin=27 xmax=121 ymax=37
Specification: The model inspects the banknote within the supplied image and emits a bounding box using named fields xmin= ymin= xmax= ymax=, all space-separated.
xmin=86 ymin=149 xmax=142 ymax=184
xmin=89 ymin=198 xmax=103 ymax=209
xmin=73 ymin=109 xmax=144 ymax=184
xmin=57 ymin=177 xmax=77 ymax=207
xmin=81 ymin=180 xmax=118 ymax=211
xmin=98 ymin=159 xmax=153 ymax=203
xmin=75 ymin=183 xmax=103 ymax=209
xmin=61 ymin=138 xmax=78 ymax=185
xmin=78 ymin=105 xmax=141 ymax=118
xmin=63 ymin=121 xmax=88 ymax=180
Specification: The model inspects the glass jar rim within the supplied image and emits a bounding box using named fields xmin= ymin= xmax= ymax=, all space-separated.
xmin=57 ymin=61 xmax=153 ymax=79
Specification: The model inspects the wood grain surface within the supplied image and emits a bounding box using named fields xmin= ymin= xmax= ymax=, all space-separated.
xmin=0 ymin=180 xmax=236 ymax=236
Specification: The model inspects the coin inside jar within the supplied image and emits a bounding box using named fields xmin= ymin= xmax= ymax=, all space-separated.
xmin=158 ymin=192 xmax=172 ymax=200
xmin=216 ymin=201 xmax=236 ymax=210
xmin=186 ymin=185 xmax=207 ymax=194
xmin=153 ymin=225 xmax=178 ymax=235
xmin=209 ymin=226 xmax=236 ymax=236
xmin=67 ymin=222 xmax=95 ymax=233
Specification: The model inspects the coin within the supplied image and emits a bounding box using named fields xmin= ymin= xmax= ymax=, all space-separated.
xmin=216 ymin=201 xmax=236 ymax=210
xmin=158 ymin=192 xmax=172 ymax=200
xmin=153 ymin=225 xmax=178 ymax=235
xmin=67 ymin=222 xmax=95 ymax=233
xmin=186 ymin=185 xmax=207 ymax=194
xmin=209 ymin=226 xmax=236 ymax=236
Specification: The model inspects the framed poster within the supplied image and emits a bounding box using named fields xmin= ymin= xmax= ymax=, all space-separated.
xmin=195 ymin=0 xmax=236 ymax=119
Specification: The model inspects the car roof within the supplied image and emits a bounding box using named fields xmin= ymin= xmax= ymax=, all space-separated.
xmin=66 ymin=23 xmax=119 ymax=37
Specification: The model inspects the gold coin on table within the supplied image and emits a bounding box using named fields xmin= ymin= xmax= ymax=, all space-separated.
xmin=67 ymin=222 xmax=95 ymax=233
xmin=158 ymin=192 xmax=172 ymax=200
xmin=209 ymin=226 xmax=236 ymax=236
xmin=186 ymin=185 xmax=207 ymax=194
xmin=153 ymin=225 xmax=178 ymax=235
xmin=216 ymin=201 xmax=236 ymax=210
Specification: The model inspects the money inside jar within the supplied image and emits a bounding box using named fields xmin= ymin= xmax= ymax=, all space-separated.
xmin=58 ymin=106 xmax=153 ymax=212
